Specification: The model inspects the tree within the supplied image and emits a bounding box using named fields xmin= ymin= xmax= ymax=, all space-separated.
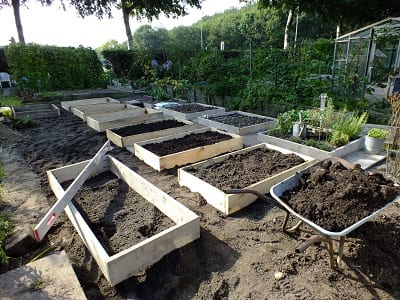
xmin=132 ymin=25 xmax=168 ymax=50
xmin=0 ymin=0 xmax=54 ymax=44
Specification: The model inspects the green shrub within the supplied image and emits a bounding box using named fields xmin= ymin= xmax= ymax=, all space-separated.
xmin=305 ymin=138 xmax=317 ymax=147
xmin=367 ymin=128 xmax=388 ymax=139
xmin=290 ymin=136 xmax=303 ymax=144
xmin=332 ymin=111 xmax=368 ymax=140
xmin=10 ymin=116 xmax=35 ymax=129
xmin=320 ymin=142 xmax=332 ymax=151
xmin=330 ymin=130 xmax=349 ymax=146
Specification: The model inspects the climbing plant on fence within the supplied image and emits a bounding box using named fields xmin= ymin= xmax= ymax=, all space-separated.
xmin=5 ymin=44 xmax=105 ymax=92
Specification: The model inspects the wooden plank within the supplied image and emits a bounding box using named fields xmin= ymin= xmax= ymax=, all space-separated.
xmin=71 ymin=103 xmax=137 ymax=121
xmin=134 ymin=128 xmax=244 ymax=171
xmin=86 ymin=108 xmax=162 ymax=132
xmin=46 ymin=155 xmax=200 ymax=287
xmin=12 ymin=104 xmax=60 ymax=119
xmin=178 ymin=143 xmax=316 ymax=215
xmin=106 ymin=118 xmax=203 ymax=147
xmin=34 ymin=141 xmax=113 ymax=241
xmin=61 ymin=97 xmax=120 ymax=112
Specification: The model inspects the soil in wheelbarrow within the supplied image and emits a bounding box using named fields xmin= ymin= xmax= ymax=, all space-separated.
xmin=281 ymin=160 xmax=400 ymax=232
xmin=208 ymin=112 xmax=274 ymax=127
xmin=185 ymin=147 xmax=305 ymax=191
xmin=167 ymin=103 xmax=217 ymax=113
xmin=142 ymin=131 xmax=233 ymax=156
xmin=63 ymin=171 xmax=175 ymax=256
xmin=112 ymin=119 xmax=186 ymax=137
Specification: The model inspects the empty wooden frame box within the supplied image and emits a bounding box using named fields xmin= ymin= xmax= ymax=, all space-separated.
xmin=71 ymin=103 xmax=139 ymax=121
xmin=106 ymin=118 xmax=202 ymax=147
xmin=86 ymin=108 xmax=162 ymax=132
xmin=134 ymin=127 xmax=244 ymax=171
xmin=158 ymin=102 xmax=225 ymax=120
xmin=12 ymin=104 xmax=60 ymax=119
xmin=61 ymin=97 xmax=121 ymax=112
xmin=178 ymin=143 xmax=315 ymax=215
xmin=47 ymin=155 xmax=200 ymax=286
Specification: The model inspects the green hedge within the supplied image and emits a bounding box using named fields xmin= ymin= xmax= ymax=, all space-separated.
xmin=0 ymin=48 xmax=9 ymax=73
xmin=5 ymin=44 xmax=105 ymax=91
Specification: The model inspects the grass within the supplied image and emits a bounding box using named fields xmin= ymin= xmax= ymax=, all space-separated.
xmin=0 ymin=96 xmax=22 ymax=107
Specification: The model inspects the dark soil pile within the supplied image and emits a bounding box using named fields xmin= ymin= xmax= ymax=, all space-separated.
xmin=209 ymin=112 xmax=273 ymax=127
xmin=168 ymin=103 xmax=216 ymax=113
xmin=186 ymin=148 xmax=305 ymax=191
xmin=112 ymin=119 xmax=185 ymax=136
xmin=281 ymin=160 xmax=400 ymax=232
xmin=66 ymin=172 xmax=175 ymax=256
xmin=142 ymin=131 xmax=232 ymax=156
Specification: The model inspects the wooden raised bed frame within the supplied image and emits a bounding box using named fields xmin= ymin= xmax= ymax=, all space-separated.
xmin=12 ymin=104 xmax=60 ymax=119
xmin=61 ymin=97 xmax=121 ymax=112
xmin=47 ymin=155 xmax=200 ymax=286
xmin=134 ymin=127 xmax=244 ymax=171
xmin=71 ymin=103 xmax=139 ymax=121
xmin=178 ymin=143 xmax=315 ymax=215
xmin=106 ymin=118 xmax=203 ymax=148
xmin=158 ymin=102 xmax=225 ymax=120
xmin=197 ymin=111 xmax=277 ymax=135
xmin=86 ymin=108 xmax=162 ymax=132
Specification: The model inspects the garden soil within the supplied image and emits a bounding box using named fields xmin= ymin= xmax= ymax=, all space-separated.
xmin=0 ymin=109 xmax=399 ymax=299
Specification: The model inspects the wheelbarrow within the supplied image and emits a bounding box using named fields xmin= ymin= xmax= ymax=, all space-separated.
xmin=227 ymin=157 xmax=400 ymax=269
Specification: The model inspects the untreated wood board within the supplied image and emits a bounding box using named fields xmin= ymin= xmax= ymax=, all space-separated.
xmin=106 ymin=118 xmax=203 ymax=147
xmin=158 ymin=102 xmax=225 ymax=120
xmin=46 ymin=155 xmax=200 ymax=287
xmin=134 ymin=128 xmax=243 ymax=171
xmin=86 ymin=108 xmax=162 ymax=132
xmin=178 ymin=143 xmax=315 ymax=215
xmin=61 ymin=97 xmax=121 ymax=112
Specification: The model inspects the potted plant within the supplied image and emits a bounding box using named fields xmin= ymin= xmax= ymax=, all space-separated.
xmin=365 ymin=128 xmax=388 ymax=154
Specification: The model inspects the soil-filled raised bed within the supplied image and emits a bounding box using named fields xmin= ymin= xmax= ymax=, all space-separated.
xmin=86 ymin=107 xmax=162 ymax=132
xmin=197 ymin=111 xmax=277 ymax=135
xmin=106 ymin=118 xmax=202 ymax=147
xmin=134 ymin=127 xmax=243 ymax=171
xmin=12 ymin=103 xmax=60 ymax=119
xmin=47 ymin=155 xmax=200 ymax=286
xmin=178 ymin=143 xmax=315 ymax=215
xmin=271 ymin=158 xmax=400 ymax=236
xmin=61 ymin=97 xmax=121 ymax=112
xmin=257 ymin=131 xmax=365 ymax=160
xmin=158 ymin=102 xmax=225 ymax=120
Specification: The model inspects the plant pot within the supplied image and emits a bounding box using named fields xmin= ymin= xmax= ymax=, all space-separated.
xmin=365 ymin=135 xmax=385 ymax=154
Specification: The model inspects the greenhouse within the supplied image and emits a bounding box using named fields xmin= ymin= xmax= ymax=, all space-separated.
xmin=333 ymin=17 xmax=400 ymax=97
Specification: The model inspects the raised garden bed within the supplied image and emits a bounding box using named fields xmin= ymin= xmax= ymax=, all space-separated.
xmin=47 ymin=155 xmax=200 ymax=286
xmin=11 ymin=104 xmax=60 ymax=119
xmin=134 ymin=128 xmax=243 ymax=171
xmin=257 ymin=131 xmax=365 ymax=160
xmin=178 ymin=143 xmax=315 ymax=215
xmin=71 ymin=103 xmax=139 ymax=121
xmin=86 ymin=108 xmax=162 ymax=132
xmin=271 ymin=158 xmax=400 ymax=235
xmin=106 ymin=118 xmax=202 ymax=147
xmin=158 ymin=102 xmax=225 ymax=120
xmin=197 ymin=111 xmax=277 ymax=135
xmin=61 ymin=97 xmax=121 ymax=112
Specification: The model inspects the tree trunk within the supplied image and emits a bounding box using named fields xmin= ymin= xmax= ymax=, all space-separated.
xmin=12 ymin=0 xmax=25 ymax=44
xmin=283 ymin=9 xmax=293 ymax=50
xmin=336 ymin=18 xmax=343 ymax=38
xmin=121 ymin=1 xmax=133 ymax=50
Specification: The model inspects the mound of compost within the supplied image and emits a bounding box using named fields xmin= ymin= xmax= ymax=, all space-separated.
xmin=112 ymin=119 xmax=185 ymax=136
xmin=142 ymin=131 xmax=232 ymax=156
xmin=186 ymin=148 xmax=305 ymax=191
xmin=281 ymin=160 xmax=400 ymax=232
xmin=209 ymin=112 xmax=272 ymax=127
xmin=168 ymin=103 xmax=217 ymax=113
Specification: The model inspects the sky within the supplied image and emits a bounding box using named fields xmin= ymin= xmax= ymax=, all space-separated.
xmin=0 ymin=1 xmax=246 ymax=49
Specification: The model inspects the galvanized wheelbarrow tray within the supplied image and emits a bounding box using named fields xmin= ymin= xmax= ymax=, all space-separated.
xmin=229 ymin=157 xmax=400 ymax=268
xmin=271 ymin=157 xmax=400 ymax=268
